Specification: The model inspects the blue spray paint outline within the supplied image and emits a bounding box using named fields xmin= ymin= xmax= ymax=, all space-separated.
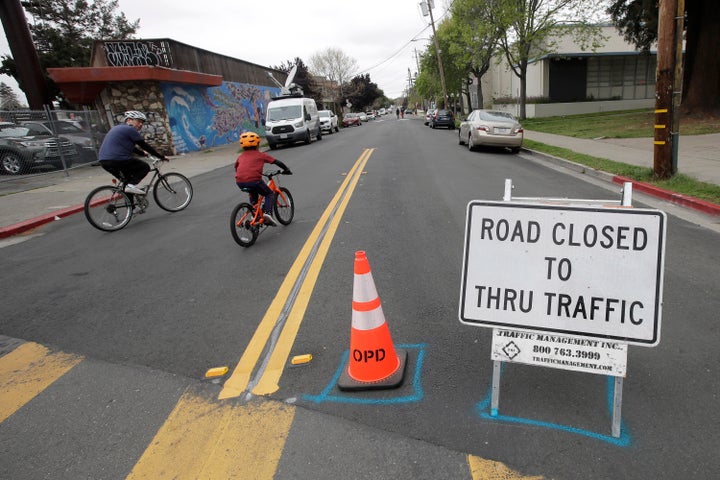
xmin=302 ymin=343 xmax=426 ymax=405
xmin=475 ymin=366 xmax=632 ymax=446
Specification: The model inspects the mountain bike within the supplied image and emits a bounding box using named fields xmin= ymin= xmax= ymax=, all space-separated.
xmin=84 ymin=157 xmax=193 ymax=232
xmin=230 ymin=170 xmax=294 ymax=247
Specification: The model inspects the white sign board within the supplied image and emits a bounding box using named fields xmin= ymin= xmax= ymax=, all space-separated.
xmin=491 ymin=328 xmax=628 ymax=376
xmin=460 ymin=202 xmax=666 ymax=346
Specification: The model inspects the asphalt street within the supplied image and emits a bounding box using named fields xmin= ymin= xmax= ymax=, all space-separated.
xmin=1 ymin=114 xmax=719 ymax=479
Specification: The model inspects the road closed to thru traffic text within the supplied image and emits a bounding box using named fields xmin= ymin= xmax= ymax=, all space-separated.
xmin=459 ymin=201 xmax=666 ymax=346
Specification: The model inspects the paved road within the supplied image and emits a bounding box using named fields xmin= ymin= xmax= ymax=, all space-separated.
xmin=1 ymin=115 xmax=719 ymax=479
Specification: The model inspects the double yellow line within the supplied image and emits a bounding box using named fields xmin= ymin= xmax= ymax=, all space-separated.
xmin=219 ymin=148 xmax=374 ymax=399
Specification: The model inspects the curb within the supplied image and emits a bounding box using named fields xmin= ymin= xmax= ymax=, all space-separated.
xmin=523 ymin=148 xmax=720 ymax=216
xmin=611 ymin=175 xmax=720 ymax=216
xmin=0 ymin=204 xmax=85 ymax=239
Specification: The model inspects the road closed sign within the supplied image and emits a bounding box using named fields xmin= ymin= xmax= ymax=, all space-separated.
xmin=459 ymin=201 xmax=666 ymax=346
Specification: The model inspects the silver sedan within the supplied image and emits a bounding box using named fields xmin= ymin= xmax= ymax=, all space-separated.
xmin=458 ymin=109 xmax=523 ymax=153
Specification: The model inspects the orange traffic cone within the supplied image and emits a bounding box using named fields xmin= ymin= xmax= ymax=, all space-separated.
xmin=338 ymin=251 xmax=407 ymax=391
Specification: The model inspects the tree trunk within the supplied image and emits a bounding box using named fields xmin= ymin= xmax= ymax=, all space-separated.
xmin=681 ymin=0 xmax=720 ymax=115
xmin=519 ymin=63 xmax=528 ymax=120
xmin=475 ymin=81 xmax=484 ymax=110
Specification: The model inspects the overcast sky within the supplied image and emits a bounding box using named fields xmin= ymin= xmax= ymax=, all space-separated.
xmin=1 ymin=0 xmax=448 ymax=105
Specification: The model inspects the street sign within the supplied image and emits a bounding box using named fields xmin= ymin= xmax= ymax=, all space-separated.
xmin=460 ymin=201 xmax=666 ymax=346
xmin=491 ymin=328 xmax=628 ymax=376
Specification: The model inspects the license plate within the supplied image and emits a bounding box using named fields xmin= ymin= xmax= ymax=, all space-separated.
xmin=495 ymin=127 xmax=511 ymax=134
xmin=280 ymin=134 xmax=288 ymax=139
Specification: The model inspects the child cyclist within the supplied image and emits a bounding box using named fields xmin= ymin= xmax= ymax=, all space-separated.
xmin=234 ymin=131 xmax=292 ymax=226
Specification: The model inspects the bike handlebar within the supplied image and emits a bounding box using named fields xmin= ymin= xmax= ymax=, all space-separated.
xmin=264 ymin=170 xmax=292 ymax=178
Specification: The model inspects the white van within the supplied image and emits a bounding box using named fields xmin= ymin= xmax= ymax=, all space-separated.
xmin=265 ymin=97 xmax=322 ymax=149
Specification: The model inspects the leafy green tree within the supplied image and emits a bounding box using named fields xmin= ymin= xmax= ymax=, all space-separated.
xmin=491 ymin=0 xmax=606 ymax=119
xmin=0 ymin=82 xmax=26 ymax=110
xmin=0 ymin=0 xmax=138 ymax=106
xmin=343 ymin=74 xmax=383 ymax=112
xmin=608 ymin=0 xmax=720 ymax=116
xmin=445 ymin=0 xmax=503 ymax=111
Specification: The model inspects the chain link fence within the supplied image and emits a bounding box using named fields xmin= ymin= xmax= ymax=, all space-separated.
xmin=0 ymin=107 xmax=107 ymax=179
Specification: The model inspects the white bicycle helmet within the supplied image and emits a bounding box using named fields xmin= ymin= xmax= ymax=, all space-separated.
xmin=124 ymin=110 xmax=147 ymax=121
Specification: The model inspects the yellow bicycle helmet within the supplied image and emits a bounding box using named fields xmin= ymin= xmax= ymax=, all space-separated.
xmin=240 ymin=131 xmax=261 ymax=148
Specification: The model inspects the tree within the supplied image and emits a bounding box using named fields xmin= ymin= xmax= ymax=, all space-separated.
xmin=0 ymin=0 xmax=138 ymax=106
xmin=492 ymin=0 xmax=606 ymax=119
xmin=343 ymin=74 xmax=382 ymax=112
xmin=309 ymin=47 xmax=358 ymax=109
xmin=0 ymin=82 xmax=26 ymax=110
xmin=608 ymin=0 xmax=720 ymax=116
xmin=445 ymin=0 xmax=503 ymax=111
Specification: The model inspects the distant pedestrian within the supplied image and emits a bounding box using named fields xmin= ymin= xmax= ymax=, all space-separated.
xmin=395 ymin=107 xmax=400 ymax=119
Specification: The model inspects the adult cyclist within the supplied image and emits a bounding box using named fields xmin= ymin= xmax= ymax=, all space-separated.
xmin=98 ymin=111 xmax=169 ymax=195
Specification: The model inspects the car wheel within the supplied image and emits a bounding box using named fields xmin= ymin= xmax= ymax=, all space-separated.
xmin=304 ymin=131 xmax=312 ymax=144
xmin=468 ymin=134 xmax=476 ymax=151
xmin=268 ymin=142 xmax=277 ymax=150
xmin=1 ymin=152 xmax=27 ymax=175
xmin=335 ymin=126 xmax=339 ymax=132
xmin=511 ymin=147 xmax=520 ymax=154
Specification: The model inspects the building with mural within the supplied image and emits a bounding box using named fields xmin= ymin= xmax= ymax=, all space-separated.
xmin=48 ymin=39 xmax=286 ymax=155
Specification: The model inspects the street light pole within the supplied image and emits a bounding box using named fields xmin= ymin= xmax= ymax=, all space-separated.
xmin=420 ymin=1 xmax=448 ymax=109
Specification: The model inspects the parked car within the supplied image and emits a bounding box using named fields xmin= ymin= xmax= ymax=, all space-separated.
xmin=424 ymin=109 xmax=436 ymax=125
xmin=458 ymin=109 xmax=524 ymax=153
xmin=0 ymin=122 xmax=80 ymax=175
xmin=341 ymin=113 xmax=362 ymax=127
xmin=21 ymin=120 xmax=105 ymax=163
xmin=358 ymin=112 xmax=368 ymax=122
xmin=318 ymin=110 xmax=339 ymax=134
xmin=365 ymin=111 xmax=376 ymax=120
xmin=430 ymin=109 xmax=455 ymax=129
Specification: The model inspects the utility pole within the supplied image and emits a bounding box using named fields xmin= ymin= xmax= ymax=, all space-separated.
xmin=420 ymin=0 xmax=448 ymax=109
xmin=0 ymin=0 xmax=52 ymax=109
xmin=671 ymin=0 xmax=685 ymax=174
xmin=654 ymin=0 xmax=683 ymax=179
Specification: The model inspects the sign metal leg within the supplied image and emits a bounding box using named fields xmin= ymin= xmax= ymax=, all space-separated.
xmin=491 ymin=360 xmax=501 ymax=417
xmin=611 ymin=376 xmax=623 ymax=437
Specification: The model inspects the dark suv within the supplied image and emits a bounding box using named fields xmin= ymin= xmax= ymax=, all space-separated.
xmin=0 ymin=123 xmax=80 ymax=175
xmin=430 ymin=109 xmax=455 ymax=129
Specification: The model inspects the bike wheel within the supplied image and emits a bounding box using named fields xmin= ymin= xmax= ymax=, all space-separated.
xmin=230 ymin=203 xmax=258 ymax=247
xmin=154 ymin=173 xmax=193 ymax=212
xmin=84 ymin=186 xmax=132 ymax=232
xmin=274 ymin=187 xmax=294 ymax=225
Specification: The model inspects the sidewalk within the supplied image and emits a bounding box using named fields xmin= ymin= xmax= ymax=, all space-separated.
xmin=524 ymin=131 xmax=720 ymax=186
xmin=0 ymin=143 xmax=238 ymax=238
xmin=1 ymin=132 xmax=718 ymax=239
xmin=523 ymin=130 xmax=720 ymax=216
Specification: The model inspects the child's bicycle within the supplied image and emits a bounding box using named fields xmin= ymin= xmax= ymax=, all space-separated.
xmin=230 ymin=170 xmax=294 ymax=247
xmin=84 ymin=156 xmax=193 ymax=232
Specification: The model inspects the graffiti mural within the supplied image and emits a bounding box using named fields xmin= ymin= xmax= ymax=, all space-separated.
xmin=104 ymin=41 xmax=172 ymax=67
xmin=160 ymin=81 xmax=280 ymax=153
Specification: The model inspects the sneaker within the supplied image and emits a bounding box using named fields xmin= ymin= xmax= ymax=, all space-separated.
xmin=126 ymin=184 xmax=146 ymax=195
xmin=262 ymin=213 xmax=277 ymax=226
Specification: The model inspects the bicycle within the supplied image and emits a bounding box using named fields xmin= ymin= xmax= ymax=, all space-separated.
xmin=84 ymin=156 xmax=193 ymax=232
xmin=230 ymin=170 xmax=294 ymax=247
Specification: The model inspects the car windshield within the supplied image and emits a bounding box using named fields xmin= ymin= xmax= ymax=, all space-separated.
xmin=49 ymin=122 xmax=83 ymax=134
xmin=319 ymin=111 xmax=330 ymax=118
xmin=267 ymin=105 xmax=302 ymax=121
xmin=0 ymin=125 xmax=31 ymax=137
